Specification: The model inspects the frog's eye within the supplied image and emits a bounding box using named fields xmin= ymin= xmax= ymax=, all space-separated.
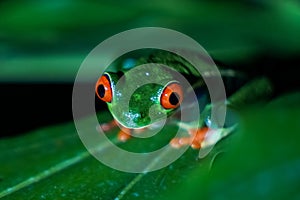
xmin=95 ymin=74 xmax=113 ymax=103
xmin=160 ymin=82 xmax=183 ymax=109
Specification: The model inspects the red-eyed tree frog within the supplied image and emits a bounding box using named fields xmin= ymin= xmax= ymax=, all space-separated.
xmin=95 ymin=50 xmax=272 ymax=150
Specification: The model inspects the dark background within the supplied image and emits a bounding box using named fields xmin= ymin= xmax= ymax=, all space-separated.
xmin=1 ymin=83 xmax=74 ymax=137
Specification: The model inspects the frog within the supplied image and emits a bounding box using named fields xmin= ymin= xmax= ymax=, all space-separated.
xmin=95 ymin=50 xmax=272 ymax=150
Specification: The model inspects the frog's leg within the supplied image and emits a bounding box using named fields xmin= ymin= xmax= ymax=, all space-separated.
xmin=170 ymin=126 xmax=209 ymax=149
xmin=169 ymin=101 xmax=213 ymax=149
xmin=170 ymin=125 xmax=236 ymax=149
xmin=170 ymin=101 xmax=236 ymax=150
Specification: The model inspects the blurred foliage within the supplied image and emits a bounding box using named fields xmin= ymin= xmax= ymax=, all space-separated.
xmin=161 ymin=92 xmax=300 ymax=200
xmin=1 ymin=0 xmax=300 ymax=82
xmin=1 ymin=0 xmax=300 ymax=199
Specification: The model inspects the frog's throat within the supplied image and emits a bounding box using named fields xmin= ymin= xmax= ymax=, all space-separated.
xmin=110 ymin=112 xmax=150 ymax=130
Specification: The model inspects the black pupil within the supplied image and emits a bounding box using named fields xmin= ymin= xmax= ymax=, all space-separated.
xmin=98 ymin=84 xmax=105 ymax=98
xmin=169 ymin=92 xmax=179 ymax=105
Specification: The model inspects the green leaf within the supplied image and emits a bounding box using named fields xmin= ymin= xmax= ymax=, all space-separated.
xmin=1 ymin=92 xmax=299 ymax=199
xmin=0 ymin=111 xmax=204 ymax=199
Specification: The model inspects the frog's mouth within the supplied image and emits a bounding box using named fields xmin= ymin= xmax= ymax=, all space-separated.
xmin=112 ymin=111 xmax=152 ymax=129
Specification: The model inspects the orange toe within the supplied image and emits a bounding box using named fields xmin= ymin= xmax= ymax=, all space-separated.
xmin=191 ymin=127 xmax=209 ymax=149
xmin=117 ymin=129 xmax=131 ymax=142
xmin=170 ymin=138 xmax=181 ymax=148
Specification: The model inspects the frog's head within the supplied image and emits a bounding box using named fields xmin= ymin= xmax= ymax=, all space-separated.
xmin=95 ymin=71 xmax=183 ymax=129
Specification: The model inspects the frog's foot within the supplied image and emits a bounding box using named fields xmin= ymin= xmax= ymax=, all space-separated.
xmin=97 ymin=120 xmax=131 ymax=142
xmin=97 ymin=119 xmax=118 ymax=132
xmin=117 ymin=127 xmax=132 ymax=142
xmin=170 ymin=127 xmax=209 ymax=149
xmin=170 ymin=125 xmax=237 ymax=150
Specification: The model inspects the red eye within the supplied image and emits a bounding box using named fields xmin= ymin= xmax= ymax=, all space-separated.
xmin=95 ymin=74 xmax=113 ymax=102
xmin=160 ymin=82 xmax=183 ymax=109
